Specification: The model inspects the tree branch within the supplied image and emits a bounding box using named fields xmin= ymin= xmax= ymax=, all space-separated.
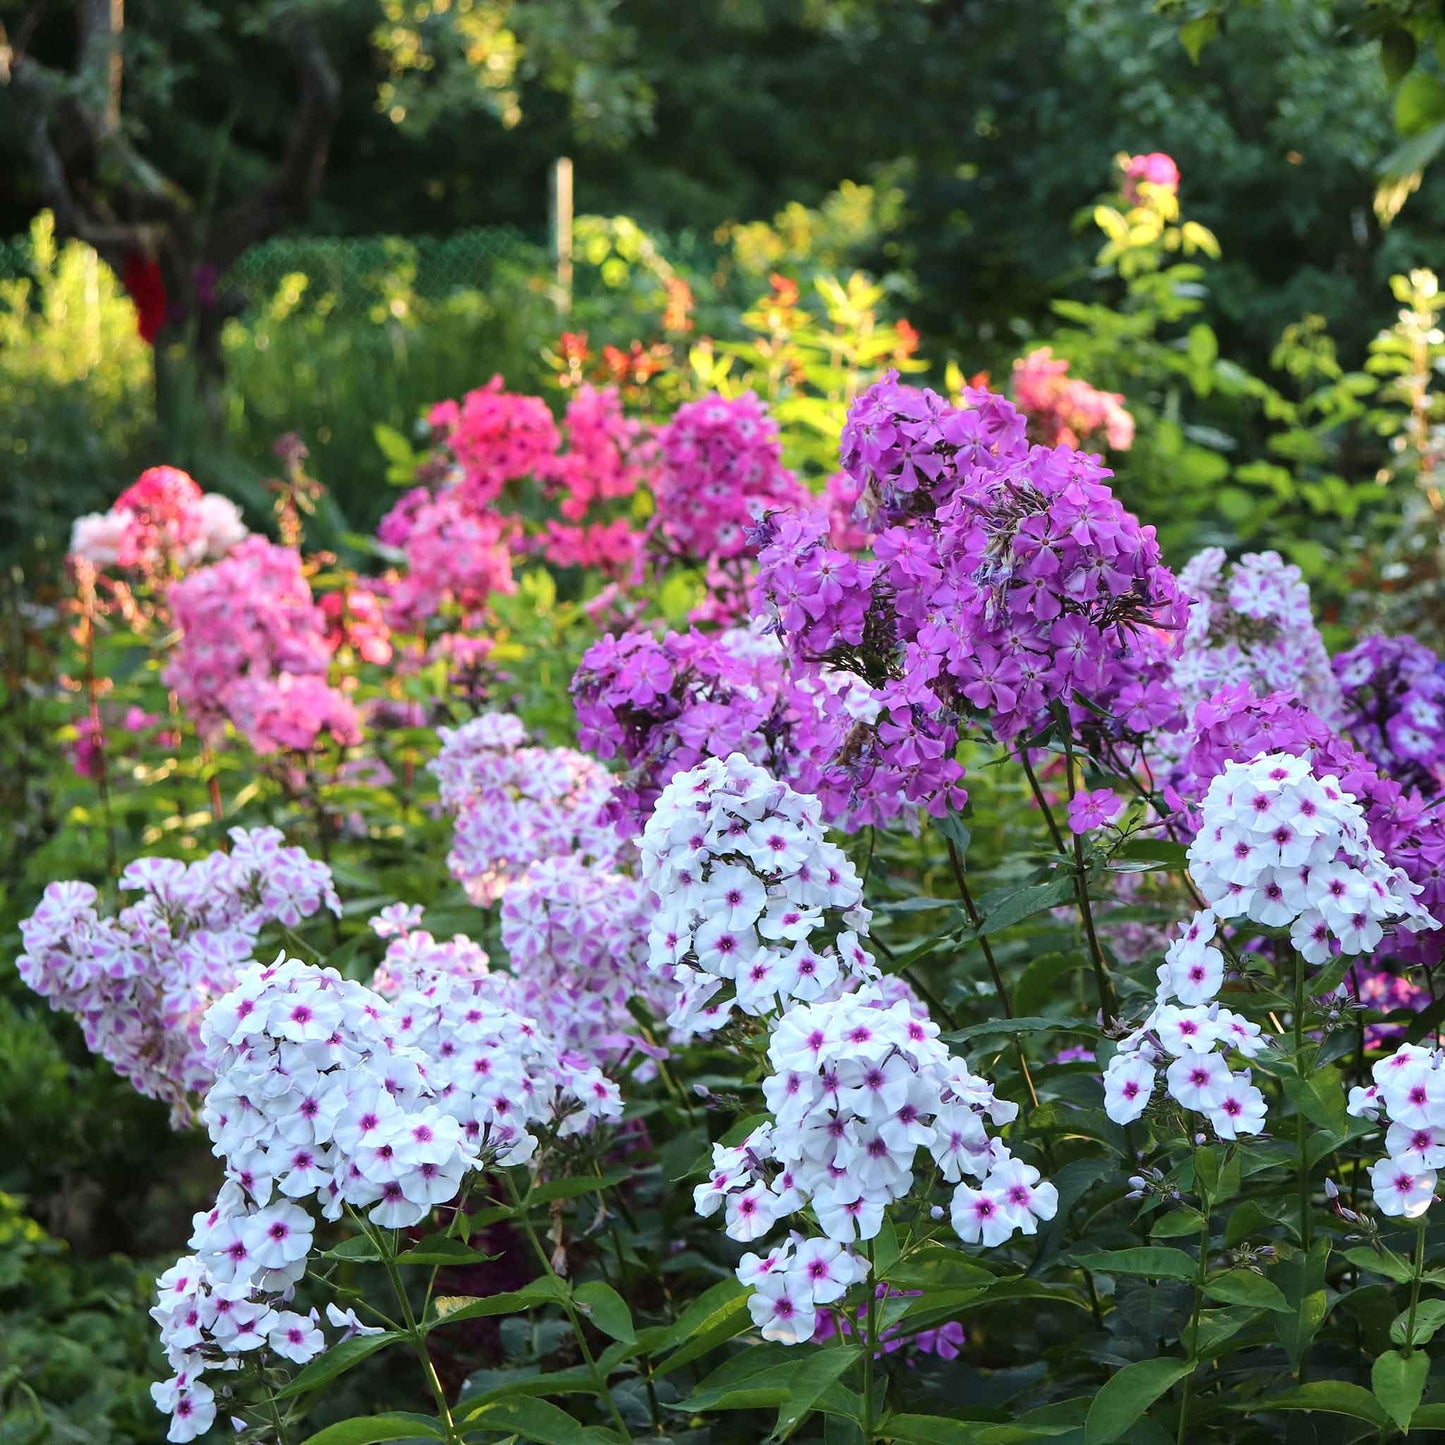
xmin=208 ymin=18 xmax=340 ymax=272
xmin=77 ymin=0 xmax=123 ymax=134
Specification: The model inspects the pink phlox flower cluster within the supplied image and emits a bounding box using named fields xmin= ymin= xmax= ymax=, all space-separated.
xmin=822 ymin=470 xmax=872 ymax=551
xmin=1335 ymin=634 xmax=1445 ymax=790
xmin=767 ymin=376 xmax=1186 ymax=749
xmin=429 ymin=376 xmax=560 ymax=510
xmin=1349 ymin=961 xmax=1429 ymax=1047
xmin=1348 ymin=1043 xmax=1445 ymax=1219
xmin=70 ymin=466 xmax=247 ymax=572
xmin=369 ymin=918 xmax=491 ymax=999
xmin=165 ymin=536 xmax=360 ymax=754
xmin=545 ymin=383 xmax=652 ymax=521
xmin=499 ymin=855 xmax=671 ymax=1069
xmin=698 ymin=984 xmax=1051 ymax=1343
xmin=16 ymin=829 xmax=339 ymax=1124
xmin=430 ymin=713 xmax=622 ymax=905
xmin=651 ymin=391 xmax=809 ymax=562
xmin=375 ymin=484 xmax=519 ymax=629
xmin=639 ymin=754 xmax=879 ymax=1038
xmin=1068 ymin=788 xmax=1125 ymax=834
xmin=1122 ymin=152 xmax=1181 ymax=204
xmin=319 ymin=582 xmax=393 ymax=665
xmin=1171 ymin=548 xmax=1341 ymax=726
xmin=1010 ymin=348 xmax=1135 ymax=452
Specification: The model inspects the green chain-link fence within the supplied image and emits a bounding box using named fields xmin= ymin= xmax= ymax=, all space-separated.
xmin=0 ymin=225 xmax=548 ymax=313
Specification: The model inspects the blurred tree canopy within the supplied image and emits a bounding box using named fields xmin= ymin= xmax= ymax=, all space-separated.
xmin=0 ymin=0 xmax=1442 ymax=381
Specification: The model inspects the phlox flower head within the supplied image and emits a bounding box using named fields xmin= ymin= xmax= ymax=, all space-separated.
xmin=638 ymin=753 xmax=879 ymax=1037
xmin=430 ymin=713 xmax=623 ymax=904
xmin=651 ymin=391 xmax=808 ymax=562
xmin=16 ymin=829 xmax=339 ymax=1122
xmin=70 ymin=466 xmax=248 ymax=574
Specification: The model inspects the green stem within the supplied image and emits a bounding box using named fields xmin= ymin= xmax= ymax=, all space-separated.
xmin=365 ymin=1219 xmax=460 ymax=1444
xmin=1177 ymin=1195 xmax=1211 ymax=1445
xmin=945 ymin=832 xmax=1039 ymax=1110
xmin=861 ymin=1238 xmax=879 ymax=1443
xmin=1293 ymin=949 xmax=1312 ymax=1255
xmin=506 ymin=1175 xmax=631 ymax=1440
xmin=1053 ymin=736 xmax=1115 ymax=1027
xmin=1406 ymin=1222 xmax=1428 ymax=1355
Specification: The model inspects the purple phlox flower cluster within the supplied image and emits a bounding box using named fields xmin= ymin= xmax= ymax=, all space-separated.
xmin=1068 ymin=787 xmax=1125 ymax=834
xmin=498 ymin=855 xmax=673 ymax=1069
xmin=1349 ymin=961 xmax=1429 ymax=1047
xmin=152 ymin=949 xmax=619 ymax=1439
xmin=1334 ymin=633 xmax=1445 ymax=790
xmin=16 ymin=829 xmax=338 ymax=1123
xmin=651 ymin=391 xmax=809 ymax=563
xmin=1166 ymin=687 xmax=1445 ymax=971
xmin=1348 ymin=1043 xmax=1445 ymax=1219
xmin=1107 ymin=752 xmax=1440 ymax=1139
xmin=813 ymin=1281 xmax=966 ymax=1361
xmin=164 ymin=536 xmax=361 ymax=756
xmin=1171 ymin=548 xmax=1341 ymax=726
xmin=430 ymin=713 xmax=622 ymax=905
xmin=573 ymin=618 xmax=965 ymax=835
xmin=760 ymin=375 xmax=1188 ymax=756
xmin=639 ymin=754 xmax=879 ymax=1039
xmin=368 ymin=912 xmax=491 ymax=999
xmin=698 ymin=982 xmax=1052 ymax=1343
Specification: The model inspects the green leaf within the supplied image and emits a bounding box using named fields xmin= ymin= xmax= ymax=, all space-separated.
xmin=298 ymin=1414 xmax=445 ymax=1445
xmin=1374 ymin=1348 xmax=1430 ymax=1431
xmin=947 ymin=1017 xmax=1090 ymax=1048
xmin=1393 ymin=1298 xmax=1445 ymax=1347
xmin=1381 ymin=28 xmax=1418 ymax=86
xmin=427 ymin=1279 xmax=570 ymax=1329
xmin=276 ymin=1331 xmax=404 ymax=1399
xmin=529 ymin=1170 xmax=631 ymax=1205
xmin=1014 ymin=952 xmax=1088 ymax=1017
xmin=1202 ymin=1270 xmax=1291 ymax=1314
xmin=1396 ymin=70 xmax=1445 ymax=136
xmin=395 ymin=1234 xmax=498 ymax=1267
xmin=679 ymin=1344 xmax=861 ymax=1418
xmin=1069 ymin=1248 xmax=1197 ymax=1281
xmin=1108 ymin=838 xmax=1189 ymax=873
xmin=882 ymin=1418 xmax=1071 ymax=1443
xmin=772 ymin=1348 xmax=867 ymax=1439
xmin=1244 ymin=1382 xmax=1388 ymax=1426
xmin=373 ymin=422 xmax=415 ymax=465
xmin=1148 ymin=1208 xmax=1206 ymax=1240
xmin=1082 ymin=1358 xmax=1192 ymax=1444
xmin=322 ymin=1236 xmax=383 ymax=1263
xmin=654 ymin=1282 xmax=752 ymax=1376
xmin=1380 ymin=120 xmax=1445 ymax=181
xmin=979 ymin=878 xmax=1074 ymax=936
xmin=574 ymin=1280 xmax=635 ymax=1345
xmin=1345 ymin=1244 xmax=1415 ymax=1284
xmin=1178 ymin=14 xmax=1218 ymax=63
xmin=464 ymin=1397 xmax=620 ymax=1444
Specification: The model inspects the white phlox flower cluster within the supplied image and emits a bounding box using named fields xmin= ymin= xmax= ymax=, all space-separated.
xmin=1102 ymin=906 xmax=1271 ymax=1139
xmin=151 ymin=952 xmax=619 ymax=1440
xmin=1103 ymin=752 xmax=1439 ymax=1139
xmin=1348 ymin=1043 xmax=1445 ymax=1219
xmin=695 ymin=985 xmax=1053 ymax=1343
xmin=1188 ymin=753 xmax=1436 ymax=959
xmin=16 ymin=827 xmax=339 ymax=1122
xmin=430 ymin=712 xmax=624 ymax=905
xmin=640 ymin=753 xmax=879 ymax=1038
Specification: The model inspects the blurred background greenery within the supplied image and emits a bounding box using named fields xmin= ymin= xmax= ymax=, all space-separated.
xmin=3 ymin=0 xmax=1445 ymax=564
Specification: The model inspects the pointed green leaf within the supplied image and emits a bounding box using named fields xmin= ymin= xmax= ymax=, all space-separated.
xmin=299 ymin=1414 xmax=445 ymax=1445
xmin=1083 ymin=1358 xmax=1192 ymax=1444
xmin=1202 ymin=1270 xmax=1291 ymax=1314
xmin=275 ymin=1331 xmax=404 ymax=1399
xmin=1069 ymin=1247 xmax=1197 ymax=1281
xmin=1374 ymin=1348 xmax=1429 ymax=1431
xmin=574 ymin=1280 xmax=635 ymax=1345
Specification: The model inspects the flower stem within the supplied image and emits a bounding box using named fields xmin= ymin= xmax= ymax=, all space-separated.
xmin=506 ymin=1175 xmax=632 ymax=1440
xmin=366 ymin=1220 xmax=460 ymax=1444
xmin=1176 ymin=1195 xmax=1211 ymax=1445
xmin=1406 ymin=1221 xmax=1428 ymax=1355
xmin=860 ymin=1239 xmax=878 ymax=1443
xmin=1293 ymin=949 xmax=1312 ymax=1256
